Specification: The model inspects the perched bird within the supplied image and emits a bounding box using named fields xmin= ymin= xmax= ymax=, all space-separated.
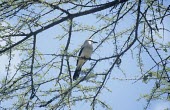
xmin=73 ymin=39 xmax=97 ymax=80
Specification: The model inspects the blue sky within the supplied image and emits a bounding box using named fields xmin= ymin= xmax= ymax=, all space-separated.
xmin=35 ymin=1 xmax=170 ymax=109
xmin=0 ymin=1 xmax=170 ymax=110
xmin=35 ymin=15 xmax=170 ymax=110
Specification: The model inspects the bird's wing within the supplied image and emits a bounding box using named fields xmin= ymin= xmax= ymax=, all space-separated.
xmin=77 ymin=47 xmax=84 ymax=66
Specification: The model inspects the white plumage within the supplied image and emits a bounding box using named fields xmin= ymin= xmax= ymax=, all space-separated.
xmin=73 ymin=39 xmax=97 ymax=80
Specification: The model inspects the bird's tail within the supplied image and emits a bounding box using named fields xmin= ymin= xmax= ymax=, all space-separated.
xmin=73 ymin=67 xmax=81 ymax=80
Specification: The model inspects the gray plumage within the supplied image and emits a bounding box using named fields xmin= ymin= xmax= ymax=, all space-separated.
xmin=73 ymin=39 xmax=97 ymax=80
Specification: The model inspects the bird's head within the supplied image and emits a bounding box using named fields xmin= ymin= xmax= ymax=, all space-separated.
xmin=83 ymin=39 xmax=97 ymax=47
xmin=86 ymin=39 xmax=98 ymax=43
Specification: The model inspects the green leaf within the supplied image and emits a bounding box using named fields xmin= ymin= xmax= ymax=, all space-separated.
xmin=163 ymin=48 xmax=167 ymax=52
xmin=148 ymin=72 xmax=152 ymax=77
xmin=143 ymin=75 xmax=148 ymax=83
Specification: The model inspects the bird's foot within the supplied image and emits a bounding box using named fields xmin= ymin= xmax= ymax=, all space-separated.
xmin=82 ymin=57 xmax=91 ymax=60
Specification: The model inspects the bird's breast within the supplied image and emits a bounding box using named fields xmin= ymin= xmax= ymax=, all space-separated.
xmin=82 ymin=47 xmax=93 ymax=58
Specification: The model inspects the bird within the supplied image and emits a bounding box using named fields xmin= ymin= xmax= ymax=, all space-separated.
xmin=73 ymin=39 xmax=97 ymax=80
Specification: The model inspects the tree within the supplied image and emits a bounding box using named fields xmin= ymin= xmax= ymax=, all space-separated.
xmin=0 ymin=0 xmax=169 ymax=110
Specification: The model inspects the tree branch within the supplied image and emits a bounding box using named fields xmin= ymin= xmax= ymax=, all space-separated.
xmin=0 ymin=0 xmax=128 ymax=55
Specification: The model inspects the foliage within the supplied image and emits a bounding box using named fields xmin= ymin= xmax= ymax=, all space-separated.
xmin=0 ymin=0 xmax=170 ymax=110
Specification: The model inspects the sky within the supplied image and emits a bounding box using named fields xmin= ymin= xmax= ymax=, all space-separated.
xmin=0 ymin=0 xmax=170 ymax=110
xmin=35 ymin=12 xmax=170 ymax=110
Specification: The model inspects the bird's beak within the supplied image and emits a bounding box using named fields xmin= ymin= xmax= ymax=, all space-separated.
xmin=92 ymin=41 xmax=98 ymax=43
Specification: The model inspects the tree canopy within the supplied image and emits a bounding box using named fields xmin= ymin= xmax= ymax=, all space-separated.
xmin=0 ymin=0 xmax=170 ymax=110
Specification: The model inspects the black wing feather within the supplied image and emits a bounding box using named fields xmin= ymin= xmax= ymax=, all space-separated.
xmin=76 ymin=47 xmax=84 ymax=66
